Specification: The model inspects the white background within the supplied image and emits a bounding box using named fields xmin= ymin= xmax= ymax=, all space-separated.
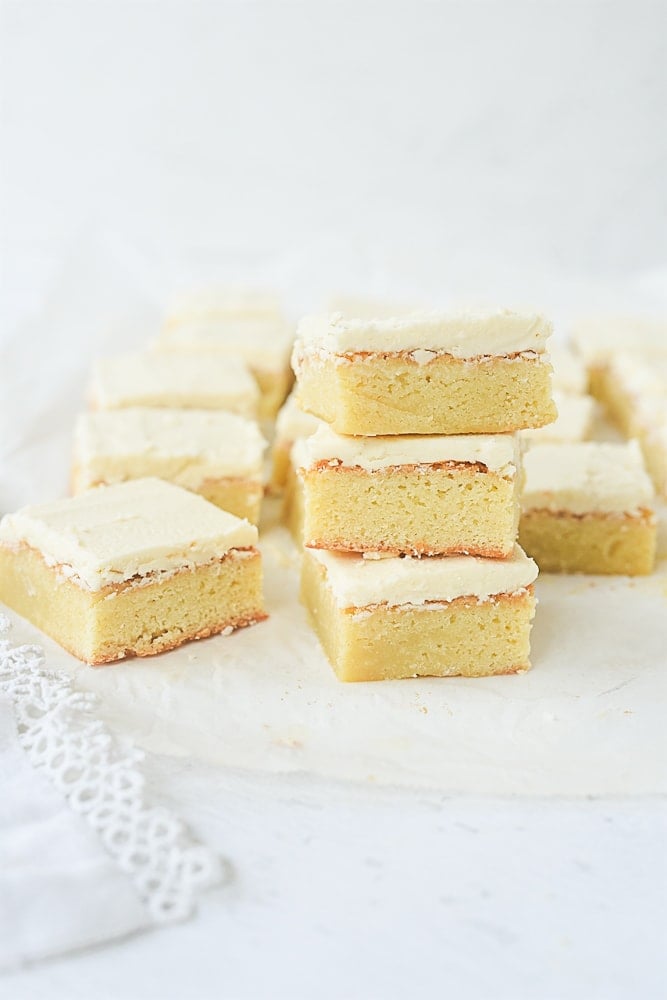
xmin=1 ymin=2 xmax=666 ymax=998
xmin=2 ymin=0 xmax=667 ymax=328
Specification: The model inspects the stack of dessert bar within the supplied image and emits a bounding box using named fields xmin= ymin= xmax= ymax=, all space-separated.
xmin=291 ymin=309 xmax=557 ymax=682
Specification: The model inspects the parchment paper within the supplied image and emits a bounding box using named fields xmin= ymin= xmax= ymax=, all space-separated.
xmin=2 ymin=235 xmax=666 ymax=796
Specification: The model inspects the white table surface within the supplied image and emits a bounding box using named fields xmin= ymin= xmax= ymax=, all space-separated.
xmin=2 ymin=2 xmax=666 ymax=997
xmin=3 ymin=761 xmax=665 ymax=1000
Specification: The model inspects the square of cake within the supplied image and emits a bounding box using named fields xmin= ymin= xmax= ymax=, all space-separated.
xmin=293 ymin=424 xmax=522 ymax=557
xmin=270 ymin=391 xmax=323 ymax=494
xmin=292 ymin=309 xmax=556 ymax=435
xmin=89 ymin=351 xmax=259 ymax=418
xmin=72 ymin=408 xmax=266 ymax=524
xmin=519 ymin=441 xmax=656 ymax=575
xmin=301 ymin=545 xmax=538 ymax=682
xmin=521 ymin=391 xmax=595 ymax=446
xmin=155 ymin=318 xmax=294 ymax=419
xmin=0 ymin=478 xmax=266 ymax=664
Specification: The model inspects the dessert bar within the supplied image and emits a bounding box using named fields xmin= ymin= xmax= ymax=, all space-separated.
xmin=0 ymin=478 xmax=266 ymax=664
xmin=73 ymin=408 xmax=266 ymax=523
xmin=292 ymin=309 xmax=556 ymax=435
xmin=301 ymin=545 xmax=538 ymax=682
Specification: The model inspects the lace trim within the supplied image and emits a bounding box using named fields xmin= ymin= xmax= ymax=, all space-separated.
xmin=0 ymin=613 xmax=222 ymax=922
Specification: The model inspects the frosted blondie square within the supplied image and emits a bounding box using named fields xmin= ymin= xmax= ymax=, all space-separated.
xmin=292 ymin=309 xmax=556 ymax=435
xmin=0 ymin=479 xmax=266 ymax=664
xmin=301 ymin=545 xmax=538 ymax=682
xmin=519 ymin=441 xmax=656 ymax=575
xmin=155 ymin=318 xmax=294 ymax=419
xmin=72 ymin=408 xmax=266 ymax=523
xmin=89 ymin=351 xmax=259 ymax=417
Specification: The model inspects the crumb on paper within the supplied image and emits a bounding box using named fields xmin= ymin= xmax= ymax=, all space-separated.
xmin=274 ymin=736 xmax=303 ymax=749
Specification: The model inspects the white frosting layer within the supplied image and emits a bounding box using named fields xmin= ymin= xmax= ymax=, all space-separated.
xmin=522 ymin=441 xmax=654 ymax=515
xmin=0 ymin=478 xmax=258 ymax=591
xmin=293 ymin=309 xmax=553 ymax=361
xmin=165 ymin=287 xmax=284 ymax=326
xmin=155 ymin=319 xmax=294 ymax=372
xmin=74 ymin=409 xmax=266 ymax=488
xmin=90 ymin=351 xmax=259 ymax=416
xmin=522 ymin=392 xmax=594 ymax=445
xmin=274 ymin=392 xmax=323 ymax=446
xmin=548 ymin=346 xmax=588 ymax=395
xmin=310 ymin=545 xmax=537 ymax=609
xmin=294 ymin=424 xmax=520 ymax=476
xmin=607 ymin=352 xmax=667 ymax=400
xmin=570 ymin=316 xmax=667 ymax=364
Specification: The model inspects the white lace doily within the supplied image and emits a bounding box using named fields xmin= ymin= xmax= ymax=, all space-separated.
xmin=0 ymin=613 xmax=223 ymax=923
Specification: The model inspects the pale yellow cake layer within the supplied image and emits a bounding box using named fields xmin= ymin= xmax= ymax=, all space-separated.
xmin=187 ymin=478 xmax=263 ymax=524
xmin=0 ymin=542 xmax=265 ymax=664
xmin=255 ymin=366 xmax=294 ymax=420
xmin=270 ymin=442 xmax=292 ymax=494
xmin=518 ymin=509 xmax=656 ymax=575
xmin=282 ymin=462 xmax=305 ymax=545
xmin=301 ymin=550 xmax=536 ymax=682
xmin=300 ymin=464 xmax=520 ymax=557
xmin=296 ymin=353 xmax=556 ymax=435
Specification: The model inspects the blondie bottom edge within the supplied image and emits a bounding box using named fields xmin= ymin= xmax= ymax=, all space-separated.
xmin=301 ymin=551 xmax=536 ymax=682
xmin=0 ymin=543 xmax=266 ymax=664
xmin=297 ymin=354 xmax=556 ymax=435
xmin=519 ymin=508 xmax=656 ymax=575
